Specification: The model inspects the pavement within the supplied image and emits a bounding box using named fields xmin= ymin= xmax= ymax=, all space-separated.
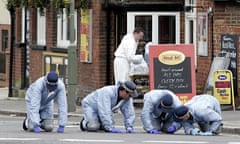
xmin=0 ymin=87 xmax=240 ymax=135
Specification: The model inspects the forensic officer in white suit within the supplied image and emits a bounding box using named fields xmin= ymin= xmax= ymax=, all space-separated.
xmin=114 ymin=27 xmax=144 ymax=84
xmin=80 ymin=81 xmax=137 ymax=133
xmin=173 ymin=94 xmax=223 ymax=136
xmin=23 ymin=71 xmax=68 ymax=133
xmin=141 ymin=89 xmax=182 ymax=134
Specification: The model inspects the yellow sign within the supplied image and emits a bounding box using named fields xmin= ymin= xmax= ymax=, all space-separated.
xmin=42 ymin=52 xmax=68 ymax=87
xmin=80 ymin=9 xmax=92 ymax=63
xmin=213 ymin=70 xmax=235 ymax=111
xmin=158 ymin=50 xmax=185 ymax=65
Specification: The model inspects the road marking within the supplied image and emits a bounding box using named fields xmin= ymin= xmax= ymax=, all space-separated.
xmin=0 ymin=138 xmax=40 ymax=141
xmin=60 ymin=139 xmax=124 ymax=143
xmin=228 ymin=143 xmax=240 ymax=144
xmin=143 ymin=141 xmax=208 ymax=143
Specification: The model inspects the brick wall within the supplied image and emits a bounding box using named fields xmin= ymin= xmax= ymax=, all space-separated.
xmin=29 ymin=49 xmax=43 ymax=83
xmin=195 ymin=0 xmax=214 ymax=93
xmin=214 ymin=2 xmax=240 ymax=105
xmin=77 ymin=0 xmax=111 ymax=98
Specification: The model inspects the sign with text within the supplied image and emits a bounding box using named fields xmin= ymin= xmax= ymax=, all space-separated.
xmin=221 ymin=34 xmax=238 ymax=96
xmin=149 ymin=44 xmax=196 ymax=103
xmin=80 ymin=9 xmax=93 ymax=63
xmin=213 ymin=70 xmax=233 ymax=104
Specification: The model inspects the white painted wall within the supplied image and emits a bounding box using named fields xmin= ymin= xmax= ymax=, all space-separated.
xmin=0 ymin=0 xmax=10 ymax=24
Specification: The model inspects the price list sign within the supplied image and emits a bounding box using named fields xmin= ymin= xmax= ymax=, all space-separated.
xmin=149 ymin=44 xmax=196 ymax=103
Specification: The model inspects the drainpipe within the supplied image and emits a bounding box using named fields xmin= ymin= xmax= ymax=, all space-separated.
xmin=23 ymin=3 xmax=28 ymax=88
xmin=8 ymin=6 xmax=15 ymax=97
xmin=105 ymin=0 xmax=111 ymax=85
xmin=210 ymin=9 xmax=214 ymax=61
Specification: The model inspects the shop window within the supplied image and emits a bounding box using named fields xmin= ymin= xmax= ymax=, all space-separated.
xmin=57 ymin=8 xmax=77 ymax=48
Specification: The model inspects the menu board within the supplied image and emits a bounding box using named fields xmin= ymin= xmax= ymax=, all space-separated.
xmin=221 ymin=34 xmax=238 ymax=96
xmin=149 ymin=44 xmax=196 ymax=103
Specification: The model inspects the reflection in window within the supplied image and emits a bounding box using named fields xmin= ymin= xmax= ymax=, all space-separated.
xmin=37 ymin=8 xmax=46 ymax=45
xmin=57 ymin=9 xmax=77 ymax=48
xmin=2 ymin=30 xmax=8 ymax=51
xmin=158 ymin=16 xmax=175 ymax=44
xmin=135 ymin=16 xmax=152 ymax=42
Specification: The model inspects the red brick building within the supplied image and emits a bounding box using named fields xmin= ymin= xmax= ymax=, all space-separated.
xmin=3 ymin=0 xmax=240 ymax=106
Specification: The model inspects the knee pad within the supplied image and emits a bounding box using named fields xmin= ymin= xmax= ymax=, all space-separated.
xmin=41 ymin=119 xmax=54 ymax=132
xmin=27 ymin=119 xmax=35 ymax=132
xmin=87 ymin=119 xmax=100 ymax=132
xmin=214 ymin=123 xmax=223 ymax=134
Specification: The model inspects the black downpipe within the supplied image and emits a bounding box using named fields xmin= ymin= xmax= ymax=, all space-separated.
xmin=8 ymin=6 xmax=15 ymax=97
xmin=23 ymin=6 xmax=27 ymax=88
xmin=105 ymin=0 xmax=111 ymax=85
xmin=211 ymin=11 xmax=214 ymax=61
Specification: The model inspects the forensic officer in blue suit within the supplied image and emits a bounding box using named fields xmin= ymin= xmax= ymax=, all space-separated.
xmin=173 ymin=94 xmax=223 ymax=136
xmin=80 ymin=81 xmax=137 ymax=133
xmin=141 ymin=89 xmax=182 ymax=134
xmin=23 ymin=71 xmax=68 ymax=133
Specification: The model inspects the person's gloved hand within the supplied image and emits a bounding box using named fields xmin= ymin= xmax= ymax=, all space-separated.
xmin=109 ymin=127 xmax=122 ymax=133
xmin=33 ymin=125 xmax=41 ymax=133
xmin=167 ymin=125 xmax=176 ymax=133
xmin=201 ymin=131 xmax=213 ymax=136
xmin=57 ymin=125 xmax=64 ymax=133
xmin=190 ymin=128 xmax=200 ymax=136
xmin=126 ymin=127 xmax=135 ymax=133
xmin=148 ymin=128 xmax=160 ymax=134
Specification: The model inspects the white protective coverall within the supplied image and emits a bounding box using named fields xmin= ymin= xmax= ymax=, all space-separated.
xmin=114 ymin=33 xmax=138 ymax=84
xmin=25 ymin=76 xmax=68 ymax=130
xmin=141 ymin=90 xmax=182 ymax=132
xmin=181 ymin=94 xmax=222 ymax=135
xmin=81 ymin=82 xmax=135 ymax=131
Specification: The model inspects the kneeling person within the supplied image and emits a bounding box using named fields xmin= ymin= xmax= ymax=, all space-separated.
xmin=173 ymin=94 xmax=223 ymax=136
xmin=23 ymin=71 xmax=68 ymax=133
xmin=80 ymin=81 xmax=137 ymax=133
xmin=141 ymin=90 xmax=182 ymax=134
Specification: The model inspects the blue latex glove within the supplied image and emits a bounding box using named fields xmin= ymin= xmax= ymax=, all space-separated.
xmin=126 ymin=127 xmax=135 ymax=133
xmin=148 ymin=128 xmax=160 ymax=134
xmin=167 ymin=125 xmax=176 ymax=133
xmin=190 ymin=128 xmax=200 ymax=136
xmin=33 ymin=125 xmax=41 ymax=133
xmin=109 ymin=127 xmax=122 ymax=133
xmin=57 ymin=125 xmax=64 ymax=133
xmin=201 ymin=131 xmax=213 ymax=136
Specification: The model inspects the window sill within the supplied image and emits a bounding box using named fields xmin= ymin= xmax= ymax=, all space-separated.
xmin=30 ymin=44 xmax=46 ymax=50
xmin=50 ymin=46 xmax=68 ymax=53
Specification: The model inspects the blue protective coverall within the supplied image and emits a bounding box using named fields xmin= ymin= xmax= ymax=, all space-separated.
xmin=141 ymin=90 xmax=182 ymax=132
xmin=81 ymin=83 xmax=135 ymax=131
xmin=181 ymin=94 xmax=222 ymax=134
xmin=25 ymin=76 xmax=68 ymax=128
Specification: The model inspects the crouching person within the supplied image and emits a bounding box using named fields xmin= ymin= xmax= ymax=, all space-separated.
xmin=80 ymin=81 xmax=137 ymax=133
xmin=23 ymin=71 xmax=68 ymax=133
xmin=173 ymin=94 xmax=223 ymax=136
xmin=141 ymin=90 xmax=182 ymax=134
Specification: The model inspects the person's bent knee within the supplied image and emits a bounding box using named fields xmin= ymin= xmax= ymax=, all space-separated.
xmin=41 ymin=119 xmax=54 ymax=132
xmin=87 ymin=120 xmax=100 ymax=131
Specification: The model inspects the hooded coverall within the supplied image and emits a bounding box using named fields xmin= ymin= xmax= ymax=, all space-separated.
xmin=141 ymin=90 xmax=182 ymax=133
xmin=114 ymin=33 xmax=138 ymax=84
xmin=25 ymin=76 xmax=68 ymax=131
xmin=81 ymin=82 xmax=135 ymax=131
xmin=182 ymin=94 xmax=222 ymax=135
